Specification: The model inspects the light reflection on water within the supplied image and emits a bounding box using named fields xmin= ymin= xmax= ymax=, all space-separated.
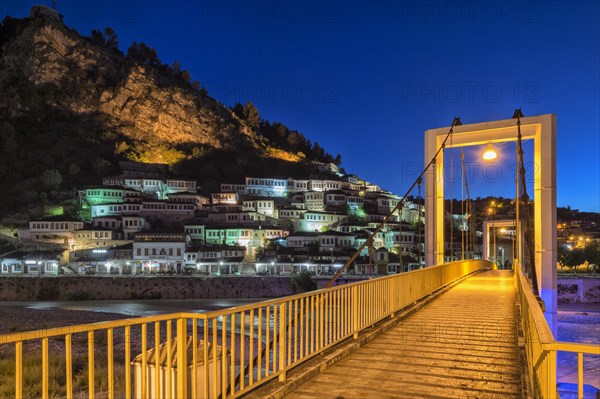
xmin=1 ymin=298 xmax=265 ymax=317
xmin=557 ymin=310 xmax=600 ymax=390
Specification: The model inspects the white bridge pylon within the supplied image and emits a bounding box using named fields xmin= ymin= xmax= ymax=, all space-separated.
xmin=424 ymin=114 xmax=557 ymax=320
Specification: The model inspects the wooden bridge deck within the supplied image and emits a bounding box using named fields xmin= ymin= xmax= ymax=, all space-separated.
xmin=283 ymin=270 xmax=524 ymax=399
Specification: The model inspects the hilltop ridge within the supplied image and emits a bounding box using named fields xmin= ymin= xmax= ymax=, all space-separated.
xmin=0 ymin=6 xmax=342 ymax=217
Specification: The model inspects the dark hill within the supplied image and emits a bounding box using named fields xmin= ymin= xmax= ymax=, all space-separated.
xmin=0 ymin=6 xmax=341 ymax=218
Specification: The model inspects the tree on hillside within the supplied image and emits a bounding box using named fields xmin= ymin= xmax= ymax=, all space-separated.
xmin=558 ymin=246 xmax=586 ymax=273
xmin=89 ymin=29 xmax=105 ymax=46
xmin=127 ymin=42 xmax=161 ymax=67
xmin=92 ymin=158 xmax=112 ymax=176
xmin=584 ymin=241 xmax=600 ymax=272
xmin=243 ymin=102 xmax=260 ymax=130
xmin=232 ymin=102 xmax=260 ymax=131
xmin=171 ymin=60 xmax=181 ymax=75
xmin=41 ymin=169 xmax=62 ymax=190
xmin=104 ymin=27 xmax=119 ymax=52
xmin=312 ymin=142 xmax=325 ymax=160
xmin=88 ymin=27 xmax=119 ymax=53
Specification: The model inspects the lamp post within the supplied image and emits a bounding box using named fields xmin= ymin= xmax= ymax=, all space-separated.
xmin=493 ymin=223 xmax=497 ymax=268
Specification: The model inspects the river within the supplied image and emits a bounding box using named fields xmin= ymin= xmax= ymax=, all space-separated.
xmin=0 ymin=298 xmax=265 ymax=317
xmin=556 ymin=304 xmax=600 ymax=396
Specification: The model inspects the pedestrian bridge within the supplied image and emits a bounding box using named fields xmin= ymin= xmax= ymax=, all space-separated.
xmin=1 ymin=260 xmax=598 ymax=399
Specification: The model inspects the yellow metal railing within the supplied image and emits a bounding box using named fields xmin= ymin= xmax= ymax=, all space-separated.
xmin=0 ymin=260 xmax=487 ymax=399
xmin=514 ymin=264 xmax=600 ymax=399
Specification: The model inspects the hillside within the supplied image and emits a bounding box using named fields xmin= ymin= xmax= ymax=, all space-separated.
xmin=0 ymin=6 xmax=341 ymax=218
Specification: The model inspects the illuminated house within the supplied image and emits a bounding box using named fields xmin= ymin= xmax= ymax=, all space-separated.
xmin=376 ymin=194 xmax=402 ymax=215
xmin=285 ymin=232 xmax=320 ymax=248
xmin=192 ymin=224 xmax=288 ymax=261
xmin=289 ymin=179 xmax=309 ymax=192
xmin=244 ymin=177 xmax=289 ymax=197
xmin=277 ymin=207 xmax=306 ymax=229
xmin=184 ymin=224 xmax=205 ymax=241
xmin=103 ymin=176 xmax=196 ymax=199
xmin=186 ymin=244 xmax=246 ymax=275
xmin=74 ymin=226 xmax=113 ymax=245
xmin=166 ymin=192 xmax=209 ymax=209
xmin=295 ymin=211 xmax=347 ymax=232
xmin=132 ymin=232 xmax=190 ymax=273
xmin=324 ymin=190 xmax=347 ymax=207
xmin=0 ymin=250 xmax=62 ymax=275
xmin=352 ymin=248 xmax=415 ymax=275
xmin=318 ymin=230 xmax=356 ymax=250
xmin=92 ymin=215 xmax=146 ymax=239
xmin=207 ymin=211 xmax=276 ymax=226
xmin=82 ymin=186 xmax=142 ymax=206
xmin=220 ymin=183 xmax=246 ymax=194
xmin=336 ymin=222 xmax=369 ymax=233
xmin=345 ymin=193 xmax=365 ymax=214
xmin=211 ymin=192 xmax=239 ymax=204
xmin=139 ymin=200 xmax=195 ymax=225
xmin=242 ymin=199 xmax=276 ymax=217
xmin=17 ymin=217 xmax=84 ymax=246
xmin=354 ymin=229 xmax=385 ymax=254
xmin=310 ymin=161 xmax=340 ymax=174
xmin=383 ymin=226 xmax=417 ymax=254
xmin=69 ymin=243 xmax=133 ymax=274
xmin=90 ymin=197 xmax=142 ymax=218
xmin=307 ymin=179 xmax=343 ymax=192
xmin=303 ymin=191 xmax=325 ymax=211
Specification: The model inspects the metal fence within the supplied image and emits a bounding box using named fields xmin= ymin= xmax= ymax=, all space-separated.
xmin=514 ymin=264 xmax=600 ymax=398
xmin=0 ymin=260 xmax=488 ymax=398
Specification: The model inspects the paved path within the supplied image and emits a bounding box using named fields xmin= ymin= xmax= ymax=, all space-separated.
xmin=284 ymin=270 xmax=523 ymax=399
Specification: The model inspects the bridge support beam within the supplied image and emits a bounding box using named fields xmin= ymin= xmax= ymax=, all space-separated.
xmin=424 ymin=114 xmax=557 ymax=324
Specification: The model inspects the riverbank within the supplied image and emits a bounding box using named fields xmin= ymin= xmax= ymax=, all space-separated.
xmin=0 ymin=306 xmax=131 ymax=335
xmin=0 ymin=275 xmax=295 ymax=301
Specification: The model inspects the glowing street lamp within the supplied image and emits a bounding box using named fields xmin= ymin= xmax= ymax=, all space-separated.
xmin=482 ymin=143 xmax=497 ymax=160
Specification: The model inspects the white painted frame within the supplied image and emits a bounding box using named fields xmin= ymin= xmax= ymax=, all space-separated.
xmin=424 ymin=114 xmax=557 ymax=316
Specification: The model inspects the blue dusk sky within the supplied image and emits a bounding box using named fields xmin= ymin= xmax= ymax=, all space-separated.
xmin=2 ymin=1 xmax=599 ymax=211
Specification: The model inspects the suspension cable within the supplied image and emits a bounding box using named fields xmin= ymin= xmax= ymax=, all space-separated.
xmin=325 ymin=117 xmax=462 ymax=287
xmin=417 ymin=177 xmax=422 ymax=265
xmin=460 ymin=148 xmax=473 ymax=259
xmin=515 ymin=109 xmax=539 ymax=295
xmin=449 ymin=133 xmax=454 ymax=262
xmin=460 ymin=148 xmax=465 ymax=260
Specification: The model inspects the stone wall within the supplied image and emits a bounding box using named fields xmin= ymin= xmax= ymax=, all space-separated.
xmin=557 ymin=277 xmax=600 ymax=303
xmin=0 ymin=276 xmax=295 ymax=301
xmin=2 ymin=275 xmax=597 ymax=303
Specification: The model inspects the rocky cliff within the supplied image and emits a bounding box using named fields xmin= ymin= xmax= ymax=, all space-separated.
xmin=0 ymin=5 xmax=252 ymax=158
xmin=0 ymin=6 xmax=335 ymax=217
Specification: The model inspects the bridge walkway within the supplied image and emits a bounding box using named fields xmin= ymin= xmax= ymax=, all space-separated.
xmin=283 ymin=270 xmax=523 ymax=399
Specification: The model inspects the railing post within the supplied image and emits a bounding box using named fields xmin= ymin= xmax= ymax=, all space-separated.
xmin=177 ymin=317 xmax=188 ymax=399
xmin=279 ymin=302 xmax=287 ymax=382
xmin=352 ymin=285 xmax=359 ymax=339
xmin=548 ymin=348 xmax=557 ymax=399
xmin=390 ymin=279 xmax=395 ymax=318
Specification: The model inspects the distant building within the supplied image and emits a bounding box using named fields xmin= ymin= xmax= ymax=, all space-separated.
xmin=132 ymin=232 xmax=190 ymax=273
xmin=17 ymin=217 xmax=84 ymax=248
